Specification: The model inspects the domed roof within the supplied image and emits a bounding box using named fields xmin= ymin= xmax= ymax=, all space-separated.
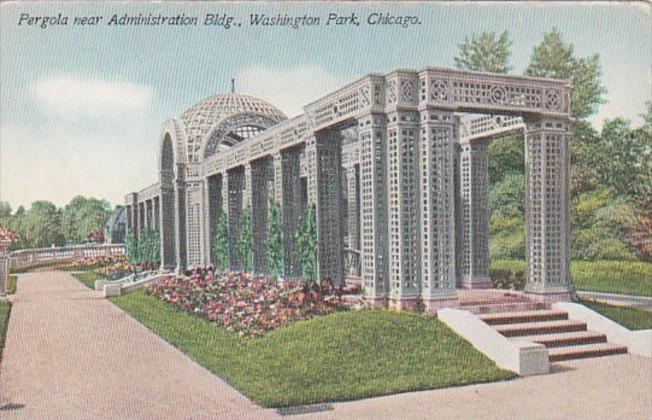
xmin=178 ymin=93 xmax=287 ymax=162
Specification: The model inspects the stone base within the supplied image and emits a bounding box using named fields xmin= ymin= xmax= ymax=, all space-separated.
xmin=388 ymin=296 xmax=420 ymax=311
xmin=103 ymin=284 xmax=122 ymax=298
xmin=460 ymin=275 xmax=493 ymax=290
xmin=364 ymin=296 xmax=387 ymax=309
xmin=424 ymin=298 xmax=459 ymax=315
xmin=524 ymin=290 xmax=572 ymax=304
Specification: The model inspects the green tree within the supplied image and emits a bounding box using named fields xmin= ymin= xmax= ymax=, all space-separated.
xmin=267 ymin=199 xmax=284 ymax=277
xmin=294 ymin=204 xmax=318 ymax=283
xmin=455 ymin=31 xmax=512 ymax=73
xmin=213 ymin=211 xmax=229 ymax=272
xmin=238 ymin=206 xmax=253 ymax=273
xmin=490 ymin=172 xmax=525 ymax=219
xmin=61 ymin=196 xmax=112 ymax=244
xmin=598 ymin=117 xmax=652 ymax=204
xmin=136 ymin=230 xmax=160 ymax=267
xmin=488 ymin=134 xmax=524 ymax=184
xmin=0 ymin=201 xmax=11 ymax=220
xmin=22 ymin=201 xmax=64 ymax=248
xmin=125 ymin=232 xmax=139 ymax=264
xmin=526 ymin=27 xmax=606 ymax=119
xmin=7 ymin=206 xmax=27 ymax=250
xmin=569 ymin=120 xmax=603 ymax=196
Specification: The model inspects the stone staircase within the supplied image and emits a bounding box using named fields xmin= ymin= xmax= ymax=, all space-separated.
xmin=479 ymin=307 xmax=628 ymax=362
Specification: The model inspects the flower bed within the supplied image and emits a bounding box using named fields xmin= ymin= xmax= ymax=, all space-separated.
xmin=147 ymin=271 xmax=350 ymax=337
xmin=63 ymin=254 xmax=127 ymax=271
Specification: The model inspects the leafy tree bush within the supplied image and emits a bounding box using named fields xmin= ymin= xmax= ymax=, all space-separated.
xmin=489 ymin=214 xmax=525 ymax=260
xmin=489 ymin=172 xmax=524 ymax=218
xmin=488 ymin=135 xmax=524 ymax=184
xmin=213 ymin=211 xmax=229 ymax=272
xmin=294 ymin=204 xmax=318 ymax=283
xmin=455 ymin=31 xmax=512 ymax=73
xmin=125 ymin=232 xmax=139 ymax=264
xmin=526 ymin=27 xmax=606 ymax=119
xmin=238 ymin=206 xmax=254 ymax=273
xmin=61 ymin=196 xmax=112 ymax=244
xmin=267 ymin=200 xmax=283 ymax=277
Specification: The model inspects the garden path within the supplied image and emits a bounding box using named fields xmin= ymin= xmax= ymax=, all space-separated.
xmin=0 ymin=271 xmax=279 ymax=419
xmin=296 ymin=354 xmax=652 ymax=420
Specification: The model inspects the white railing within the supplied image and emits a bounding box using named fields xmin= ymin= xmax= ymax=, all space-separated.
xmin=9 ymin=243 xmax=126 ymax=270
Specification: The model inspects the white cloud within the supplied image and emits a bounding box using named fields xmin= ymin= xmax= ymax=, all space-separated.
xmin=237 ymin=64 xmax=341 ymax=117
xmin=31 ymin=76 xmax=153 ymax=121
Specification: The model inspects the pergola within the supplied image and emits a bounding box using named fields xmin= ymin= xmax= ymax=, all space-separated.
xmin=125 ymin=66 xmax=573 ymax=311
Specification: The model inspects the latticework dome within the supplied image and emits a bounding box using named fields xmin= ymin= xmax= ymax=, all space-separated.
xmin=179 ymin=93 xmax=287 ymax=162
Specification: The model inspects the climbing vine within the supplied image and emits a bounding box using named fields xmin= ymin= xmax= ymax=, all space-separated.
xmin=238 ymin=205 xmax=254 ymax=273
xmin=294 ymin=204 xmax=318 ymax=283
xmin=267 ymin=199 xmax=284 ymax=278
xmin=213 ymin=211 xmax=229 ymax=272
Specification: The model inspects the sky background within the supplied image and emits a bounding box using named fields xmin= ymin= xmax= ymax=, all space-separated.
xmin=1 ymin=1 xmax=650 ymax=210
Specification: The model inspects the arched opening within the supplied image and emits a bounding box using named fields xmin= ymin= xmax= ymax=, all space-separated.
xmin=159 ymin=133 xmax=177 ymax=269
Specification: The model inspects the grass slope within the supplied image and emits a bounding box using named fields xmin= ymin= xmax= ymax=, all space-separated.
xmin=72 ymin=272 xmax=99 ymax=289
xmin=6 ymin=275 xmax=17 ymax=294
xmin=111 ymin=290 xmax=515 ymax=408
xmin=0 ymin=300 xmax=10 ymax=361
xmin=490 ymin=259 xmax=652 ymax=297
xmin=581 ymin=299 xmax=652 ymax=330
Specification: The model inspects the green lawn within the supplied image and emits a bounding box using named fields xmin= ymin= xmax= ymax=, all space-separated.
xmin=72 ymin=271 xmax=100 ymax=289
xmin=6 ymin=275 xmax=17 ymax=294
xmin=0 ymin=300 xmax=11 ymax=361
xmin=111 ymin=290 xmax=515 ymax=408
xmin=581 ymin=299 xmax=652 ymax=330
xmin=490 ymin=259 xmax=652 ymax=297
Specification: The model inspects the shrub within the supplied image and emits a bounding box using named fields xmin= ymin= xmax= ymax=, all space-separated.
xmin=489 ymin=214 xmax=525 ymax=260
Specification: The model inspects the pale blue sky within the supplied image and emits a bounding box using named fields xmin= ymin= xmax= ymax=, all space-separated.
xmin=1 ymin=1 xmax=650 ymax=209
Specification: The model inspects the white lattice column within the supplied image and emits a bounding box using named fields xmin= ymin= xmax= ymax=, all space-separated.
xmin=314 ymin=130 xmax=344 ymax=286
xmin=419 ymin=110 xmax=459 ymax=312
xmin=144 ymin=200 xmax=151 ymax=232
xmin=227 ymin=168 xmax=244 ymax=271
xmin=159 ymin=185 xmax=176 ymax=270
xmin=125 ymin=204 xmax=132 ymax=235
xmin=458 ymin=138 xmax=492 ymax=289
xmin=305 ymin=136 xmax=318 ymax=206
xmin=243 ymin=163 xmax=253 ymax=210
xmin=251 ymin=158 xmax=271 ymax=274
xmin=206 ymin=175 xmax=222 ymax=267
xmin=272 ymin=154 xmax=283 ymax=204
xmin=280 ymin=148 xmax=302 ymax=277
xmin=221 ymin=173 xmax=229 ymax=217
xmin=153 ymin=197 xmax=160 ymax=232
xmin=346 ymin=165 xmax=360 ymax=250
xmin=386 ymin=110 xmax=420 ymax=310
xmin=359 ymin=113 xmax=388 ymax=307
xmin=138 ymin=202 xmax=145 ymax=239
xmin=174 ymin=173 xmax=188 ymax=272
xmin=524 ymin=117 xmax=573 ymax=302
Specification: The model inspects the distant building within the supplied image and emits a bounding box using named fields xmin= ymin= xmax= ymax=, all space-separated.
xmin=125 ymin=67 xmax=574 ymax=311
xmin=104 ymin=206 xmax=126 ymax=244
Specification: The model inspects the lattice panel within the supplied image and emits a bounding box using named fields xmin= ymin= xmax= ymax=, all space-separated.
xmin=179 ymin=93 xmax=286 ymax=163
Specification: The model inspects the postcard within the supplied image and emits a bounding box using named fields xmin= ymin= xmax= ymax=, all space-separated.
xmin=0 ymin=1 xmax=650 ymax=419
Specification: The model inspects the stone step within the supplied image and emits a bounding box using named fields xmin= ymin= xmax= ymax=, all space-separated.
xmin=460 ymin=297 xmax=531 ymax=306
xmin=548 ymin=343 xmax=627 ymax=362
xmin=463 ymin=302 xmax=548 ymax=315
xmin=479 ymin=309 xmax=568 ymax=325
xmin=511 ymin=330 xmax=608 ymax=348
xmin=495 ymin=319 xmax=587 ymax=337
